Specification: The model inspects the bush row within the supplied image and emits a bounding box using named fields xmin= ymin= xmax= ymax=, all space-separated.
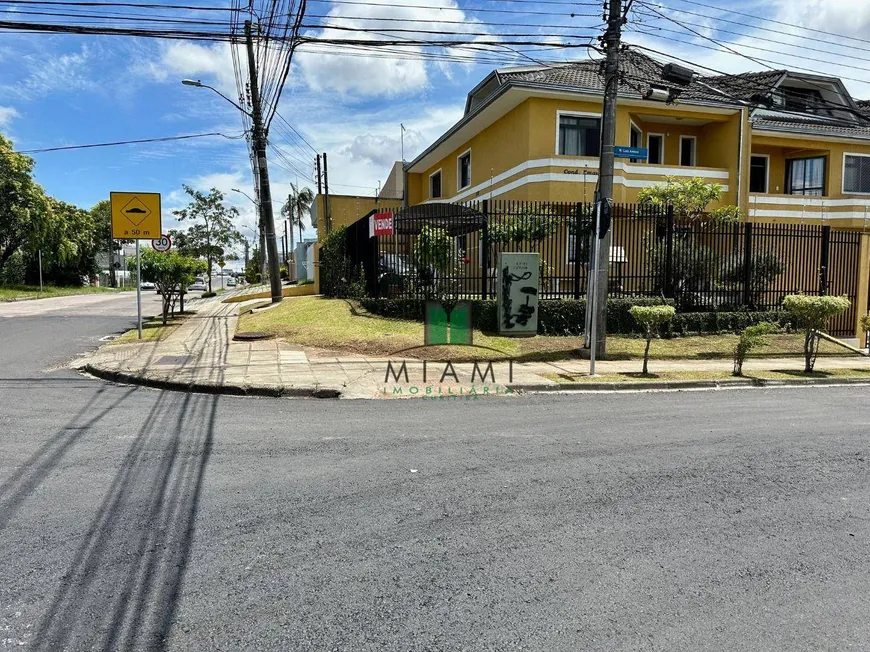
xmin=360 ymin=296 xmax=795 ymax=336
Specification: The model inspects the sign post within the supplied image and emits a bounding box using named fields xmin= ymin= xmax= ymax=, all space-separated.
xmin=111 ymin=192 xmax=161 ymax=340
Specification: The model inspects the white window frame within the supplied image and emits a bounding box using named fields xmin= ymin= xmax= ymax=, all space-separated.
xmin=429 ymin=168 xmax=443 ymax=199
xmin=457 ymin=148 xmax=472 ymax=190
xmin=555 ymin=110 xmax=602 ymax=156
xmin=629 ymin=120 xmax=643 ymax=163
xmin=647 ymin=133 xmax=665 ymax=165
xmin=679 ymin=135 xmax=697 ymax=167
xmin=749 ymin=153 xmax=770 ymax=194
xmin=842 ymin=152 xmax=870 ymax=195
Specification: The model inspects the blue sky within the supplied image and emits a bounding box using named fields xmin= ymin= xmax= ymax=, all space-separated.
xmin=2 ymin=0 xmax=869 ymax=256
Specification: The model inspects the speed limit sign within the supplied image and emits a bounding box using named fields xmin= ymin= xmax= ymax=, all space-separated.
xmin=152 ymin=234 xmax=171 ymax=252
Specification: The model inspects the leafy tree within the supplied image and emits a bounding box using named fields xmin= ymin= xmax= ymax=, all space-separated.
xmin=733 ymin=322 xmax=779 ymax=376
xmin=90 ymin=199 xmax=132 ymax=288
xmin=629 ymin=304 xmax=676 ymax=375
xmin=245 ymin=246 xmax=262 ymax=285
xmin=637 ymin=176 xmax=740 ymax=223
xmin=782 ymin=294 xmax=851 ymax=372
xmin=33 ymin=198 xmax=101 ymax=286
xmin=281 ymin=183 xmax=314 ymax=248
xmin=171 ymin=185 xmax=243 ymax=293
xmin=140 ymin=248 xmax=207 ymax=324
xmin=722 ymin=250 xmax=786 ymax=308
xmin=0 ymin=135 xmax=51 ymax=278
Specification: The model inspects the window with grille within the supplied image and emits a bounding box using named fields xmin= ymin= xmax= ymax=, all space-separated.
xmin=786 ymin=156 xmax=826 ymax=196
xmin=844 ymin=155 xmax=870 ymax=193
xmin=558 ymin=115 xmax=601 ymax=156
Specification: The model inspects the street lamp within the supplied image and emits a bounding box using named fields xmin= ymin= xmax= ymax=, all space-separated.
xmin=181 ymin=79 xmax=252 ymax=116
xmin=183 ymin=77 xmax=283 ymax=303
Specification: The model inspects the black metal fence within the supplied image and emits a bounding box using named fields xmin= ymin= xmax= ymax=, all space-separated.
xmin=347 ymin=200 xmax=861 ymax=335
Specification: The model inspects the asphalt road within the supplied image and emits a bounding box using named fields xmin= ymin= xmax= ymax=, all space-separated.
xmin=1 ymin=292 xmax=868 ymax=651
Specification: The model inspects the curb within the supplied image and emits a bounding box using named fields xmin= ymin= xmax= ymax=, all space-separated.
xmin=510 ymin=377 xmax=870 ymax=392
xmin=82 ymin=363 xmax=342 ymax=399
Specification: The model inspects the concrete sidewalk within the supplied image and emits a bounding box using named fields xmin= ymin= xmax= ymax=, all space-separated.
xmin=75 ymin=297 xmax=870 ymax=399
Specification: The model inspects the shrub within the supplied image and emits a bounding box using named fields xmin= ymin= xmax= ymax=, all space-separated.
xmin=782 ymin=294 xmax=851 ymax=372
xmin=629 ymin=305 xmax=676 ymax=374
xmin=319 ymin=226 xmax=357 ymax=298
xmin=733 ymin=322 xmax=779 ymax=376
xmin=722 ymin=251 xmax=786 ymax=308
xmin=359 ymin=296 xmax=674 ymax=335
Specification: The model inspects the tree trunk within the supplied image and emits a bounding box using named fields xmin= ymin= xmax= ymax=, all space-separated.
xmin=804 ymin=330 xmax=814 ymax=373
xmin=643 ymin=329 xmax=652 ymax=375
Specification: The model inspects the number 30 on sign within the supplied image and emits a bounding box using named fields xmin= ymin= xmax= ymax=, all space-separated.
xmin=152 ymin=235 xmax=172 ymax=252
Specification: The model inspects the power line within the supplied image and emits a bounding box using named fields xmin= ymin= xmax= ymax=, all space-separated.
xmin=636 ymin=0 xmax=870 ymax=57
xmin=635 ymin=3 xmax=870 ymax=87
xmin=305 ymin=0 xmax=601 ymax=17
xmin=624 ymin=44 xmax=870 ymax=129
xmin=654 ymin=0 xmax=870 ymax=49
xmin=0 ymin=0 xmax=234 ymax=9
xmin=20 ymin=131 xmax=245 ymax=153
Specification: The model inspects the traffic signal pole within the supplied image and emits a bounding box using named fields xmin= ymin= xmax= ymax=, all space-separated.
xmin=586 ymin=0 xmax=624 ymax=368
xmin=245 ymin=19 xmax=283 ymax=304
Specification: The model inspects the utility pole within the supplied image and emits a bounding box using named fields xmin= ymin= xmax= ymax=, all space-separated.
xmin=107 ymin=233 xmax=116 ymax=288
xmin=586 ymin=0 xmax=625 ymax=366
xmin=316 ymin=155 xmax=322 ymax=194
xmin=244 ymin=239 xmax=250 ymax=269
xmin=245 ymin=19 xmax=282 ymax=303
xmin=323 ymin=152 xmax=331 ymax=234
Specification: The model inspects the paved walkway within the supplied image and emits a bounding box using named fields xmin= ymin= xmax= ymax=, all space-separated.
xmin=76 ymin=297 xmax=870 ymax=399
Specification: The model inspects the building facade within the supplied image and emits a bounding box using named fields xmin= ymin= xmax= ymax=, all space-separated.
xmin=403 ymin=51 xmax=870 ymax=231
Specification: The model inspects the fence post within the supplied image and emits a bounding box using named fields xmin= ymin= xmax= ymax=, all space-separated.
xmin=665 ymin=204 xmax=674 ymax=298
xmin=820 ymin=224 xmax=831 ymax=296
xmin=742 ymin=221 xmax=753 ymax=307
xmin=481 ymin=199 xmax=489 ymax=300
xmin=573 ymin=203 xmax=583 ymax=300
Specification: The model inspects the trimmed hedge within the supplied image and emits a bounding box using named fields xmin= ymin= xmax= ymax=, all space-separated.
xmin=359 ymin=296 xmax=794 ymax=336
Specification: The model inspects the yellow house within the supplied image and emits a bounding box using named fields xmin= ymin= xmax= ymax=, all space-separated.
xmin=402 ymin=51 xmax=870 ymax=231
xmin=314 ymin=51 xmax=870 ymax=336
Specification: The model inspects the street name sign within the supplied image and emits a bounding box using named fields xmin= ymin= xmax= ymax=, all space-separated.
xmin=110 ymin=192 xmax=161 ymax=239
xmin=613 ymin=146 xmax=648 ymax=159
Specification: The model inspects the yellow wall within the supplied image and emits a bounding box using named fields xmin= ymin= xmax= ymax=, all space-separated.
xmin=407 ymin=97 xmax=740 ymax=207
xmin=411 ymin=100 xmax=533 ymax=205
xmin=313 ymin=194 xmax=391 ymax=234
xmin=750 ymin=134 xmax=870 ymax=199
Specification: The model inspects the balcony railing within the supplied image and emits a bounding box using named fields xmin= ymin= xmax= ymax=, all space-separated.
xmin=749 ymin=193 xmax=870 ymax=221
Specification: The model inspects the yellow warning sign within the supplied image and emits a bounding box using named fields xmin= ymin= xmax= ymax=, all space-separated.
xmin=110 ymin=192 xmax=161 ymax=240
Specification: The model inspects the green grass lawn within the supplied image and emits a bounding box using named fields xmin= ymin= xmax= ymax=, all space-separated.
xmin=112 ymin=312 xmax=193 ymax=344
xmin=236 ymin=296 xmax=860 ymax=362
xmin=546 ymin=368 xmax=870 ymax=384
xmin=0 ymin=285 xmax=121 ymax=302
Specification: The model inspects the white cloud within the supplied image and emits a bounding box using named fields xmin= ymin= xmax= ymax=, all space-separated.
xmin=5 ymin=44 xmax=97 ymax=100
xmin=339 ymin=128 xmax=425 ymax=168
xmin=134 ymin=41 xmax=240 ymax=99
xmin=295 ymin=0 xmax=490 ymax=96
xmin=0 ymin=105 xmax=18 ymax=128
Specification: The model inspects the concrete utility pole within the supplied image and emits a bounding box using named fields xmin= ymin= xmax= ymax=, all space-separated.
xmin=586 ymin=0 xmax=625 ymax=364
xmin=245 ymin=19 xmax=282 ymax=303
xmin=323 ymin=152 xmax=331 ymax=234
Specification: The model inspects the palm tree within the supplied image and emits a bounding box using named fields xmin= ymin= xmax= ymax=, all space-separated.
xmin=281 ymin=184 xmax=315 ymax=252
